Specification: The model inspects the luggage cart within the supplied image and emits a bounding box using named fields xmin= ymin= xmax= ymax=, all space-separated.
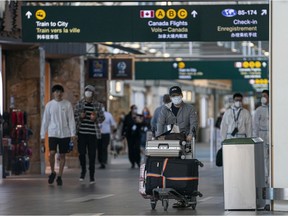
xmin=142 ymin=130 xmax=204 ymax=211
xmin=150 ymin=188 xmax=203 ymax=211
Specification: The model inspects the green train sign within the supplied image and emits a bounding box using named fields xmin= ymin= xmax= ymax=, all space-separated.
xmin=22 ymin=4 xmax=268 ymax=42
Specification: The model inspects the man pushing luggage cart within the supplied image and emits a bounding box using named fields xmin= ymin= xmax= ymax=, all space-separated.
xmin=139 ymin=86 xmax=203 ymax=211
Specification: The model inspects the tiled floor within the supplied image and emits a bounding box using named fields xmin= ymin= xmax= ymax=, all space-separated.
xmin=0 ymin=143 xmax=286 ymax=215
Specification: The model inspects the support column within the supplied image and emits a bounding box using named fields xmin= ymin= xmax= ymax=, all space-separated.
xmin=39 ymin=47 xmax=46 ymax=175
xmin=271 ymin=0 xmax=288 ymax=211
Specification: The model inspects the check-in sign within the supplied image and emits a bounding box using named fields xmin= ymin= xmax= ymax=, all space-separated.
xmin=21 ymin=4 xmax=269 ymax=42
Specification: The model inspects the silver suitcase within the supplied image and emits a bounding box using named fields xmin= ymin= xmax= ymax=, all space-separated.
xmin=145 ymin=140 xmax=183 ymax=157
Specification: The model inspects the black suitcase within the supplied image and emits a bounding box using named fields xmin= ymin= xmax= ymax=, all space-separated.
xmin=145 ymin=157 xmax=200 ymax=196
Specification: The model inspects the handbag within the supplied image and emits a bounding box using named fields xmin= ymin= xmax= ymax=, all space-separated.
xmin=216 ymin=147 xmax=223 ymax=167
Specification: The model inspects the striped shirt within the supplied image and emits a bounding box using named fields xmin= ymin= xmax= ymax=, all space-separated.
xmin=74 ymin=98 xmax=105 ymax=139
xmin=78 ymin=102 xmax=96 ymax=135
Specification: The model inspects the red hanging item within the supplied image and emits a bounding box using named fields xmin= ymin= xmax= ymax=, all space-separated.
xmin=17 ymin=111 xmax=24 ymax=126
xmin=11 ymin=111 xmax=17 ymax=127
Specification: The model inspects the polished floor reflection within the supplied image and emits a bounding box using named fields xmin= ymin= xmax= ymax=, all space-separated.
xmin=0 ymin=143 xmax=285 ymax=215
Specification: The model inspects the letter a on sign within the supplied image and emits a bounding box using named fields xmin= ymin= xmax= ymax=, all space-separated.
xmin=140 ymin=10 xmax=155 ymax=18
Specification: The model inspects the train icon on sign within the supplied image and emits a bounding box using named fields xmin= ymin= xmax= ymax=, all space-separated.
xmin=221 ymin=9 xmax=237 ymax=17
xmin=35 ymin=9 xmax=46 ymax=20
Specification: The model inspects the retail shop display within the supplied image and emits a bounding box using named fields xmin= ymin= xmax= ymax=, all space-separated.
xmin=2 ymin=110 xmax=32 ymax=175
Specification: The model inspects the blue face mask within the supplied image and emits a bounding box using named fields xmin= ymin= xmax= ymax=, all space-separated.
xmin=143 ymin=111 xmax=148 ymax=116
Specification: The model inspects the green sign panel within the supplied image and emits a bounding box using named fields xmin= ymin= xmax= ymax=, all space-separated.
xmin=135 ymin=60 xmax=268 ymax=80
xmin=232 ymin=79 xmax=269 ymax=92
xmin=21 ymin=4 xmax=268 ymax=42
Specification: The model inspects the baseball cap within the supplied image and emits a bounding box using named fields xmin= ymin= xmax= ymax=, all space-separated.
xmin=85 ymin=85 xmax=95 ymax=92
xmin=169 ymin=86 xmax=182 ymax=96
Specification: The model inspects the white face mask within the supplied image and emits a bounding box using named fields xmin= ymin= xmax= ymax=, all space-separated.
xmin=234 ymin=101 xmax=242 ymax=108
xmin=171 ymin=96 xmax=182 ymax=105
xmin=261 ymin=97 xmax=267 ymax=105
xmin=102 ymin=107 xmax=105 ymax=112
xmin=133 ymin=108 xmax=138 ymax=114
xmin=85 ymin=91 xmax=92 ymax=98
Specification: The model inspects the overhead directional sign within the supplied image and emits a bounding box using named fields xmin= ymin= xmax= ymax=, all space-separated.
xmin=21 ymin=4 xmax=269 ymax=42
xmin=135 ymin=60 xmax=268 ymax=80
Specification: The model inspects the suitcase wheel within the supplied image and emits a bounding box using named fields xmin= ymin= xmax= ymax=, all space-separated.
xmin=191 ymin=203 xmax=196 ymax=210
xmin=162 ymin=199 xmax=168 ymax=211
xmin=150 ymin=200 xmax=157 ymax=210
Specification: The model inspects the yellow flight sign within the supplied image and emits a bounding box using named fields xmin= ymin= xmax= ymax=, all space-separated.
xmin=242 ymin=61 xmax=262 ymax=68
xmin=155 ymin=9 xmax=165 ymax=19
xmin=178 ymin=9 xmax=188 ymax=19
xmin=155 ymin=8 xmax=188 ymax=19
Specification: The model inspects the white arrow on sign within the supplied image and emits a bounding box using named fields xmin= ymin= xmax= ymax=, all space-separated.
xmin=261 ymin=9 xmax=267 ymax=16
xmin=191 ymin=10 xmax=198 ymax=18
xmin=25 ymin=11 xmax=32 ymax=19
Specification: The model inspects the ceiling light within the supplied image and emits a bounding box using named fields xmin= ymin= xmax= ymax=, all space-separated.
xmin=175 ymin=57 xmax=183 ymax=61
xmin=163 ymin=53 xmax=170 ymax=58
xmin=149 ymin=48 xmax=157 ymax=53
xmin=113 ymin=48 xmax=120 ymax=54
xmin=131 ymin=43 xmax=140 ymax=49
xmin=155 ymin=51 xmax=162 ymax=57
xmin=242 ymin=41 xmax=248 ymax=46
xmin=161 ymin=1 xmax=172 ymax=5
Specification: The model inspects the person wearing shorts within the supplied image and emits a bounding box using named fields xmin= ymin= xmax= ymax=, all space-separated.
xmin=40 ymin=84 xmax=76 ymax=186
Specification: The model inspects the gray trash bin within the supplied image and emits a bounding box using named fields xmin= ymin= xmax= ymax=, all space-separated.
xmin=222 ymin=137 xmax=265 ymax=210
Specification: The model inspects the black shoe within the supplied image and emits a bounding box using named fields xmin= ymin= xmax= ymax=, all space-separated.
xmin=99 ymin=164 xmax=105 ymax=169
xmin=56 ymin=176 xmax=63 ymax=186
xmin=48 ymin=172 xmax=56 ymax=184
xmin=131 ymin=163 xmax=135 ymax=169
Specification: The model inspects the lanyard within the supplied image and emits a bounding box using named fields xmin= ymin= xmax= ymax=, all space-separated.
xmin=233 ymin=108 xmax=242 ymax=123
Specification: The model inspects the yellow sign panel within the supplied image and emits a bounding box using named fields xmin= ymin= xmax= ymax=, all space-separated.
xmin=35 ymin=9 xmax=46 ymax=20
xmin=178 ymin=9 xmax=188 ymax=19
xmin=178 ymin=62 xmax=185 ymax=69
xmin=166 ymin=9 xmax=177 ymax=19
xmin=242 ymin=61 xmax=262 ymax=68
xmin=155 ymin=9 xmax=165 ymax=19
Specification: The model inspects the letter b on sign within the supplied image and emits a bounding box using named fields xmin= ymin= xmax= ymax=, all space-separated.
xmin=167 ymin=9 xmax=177 ymax=19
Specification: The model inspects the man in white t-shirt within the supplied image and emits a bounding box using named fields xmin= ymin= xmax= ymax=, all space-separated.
xmin=40 ymin=84 xmax=76 ymax=186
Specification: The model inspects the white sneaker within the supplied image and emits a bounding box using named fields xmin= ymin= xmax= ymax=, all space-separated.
xmin=89 ymin=178 xmax=95 ymax=184
xmin=79 ymin=178 xmax=84 ymax=182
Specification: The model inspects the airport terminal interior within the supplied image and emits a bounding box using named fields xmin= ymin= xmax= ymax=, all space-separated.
xmin=1 ymin=0 xmax=287 ymax=215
